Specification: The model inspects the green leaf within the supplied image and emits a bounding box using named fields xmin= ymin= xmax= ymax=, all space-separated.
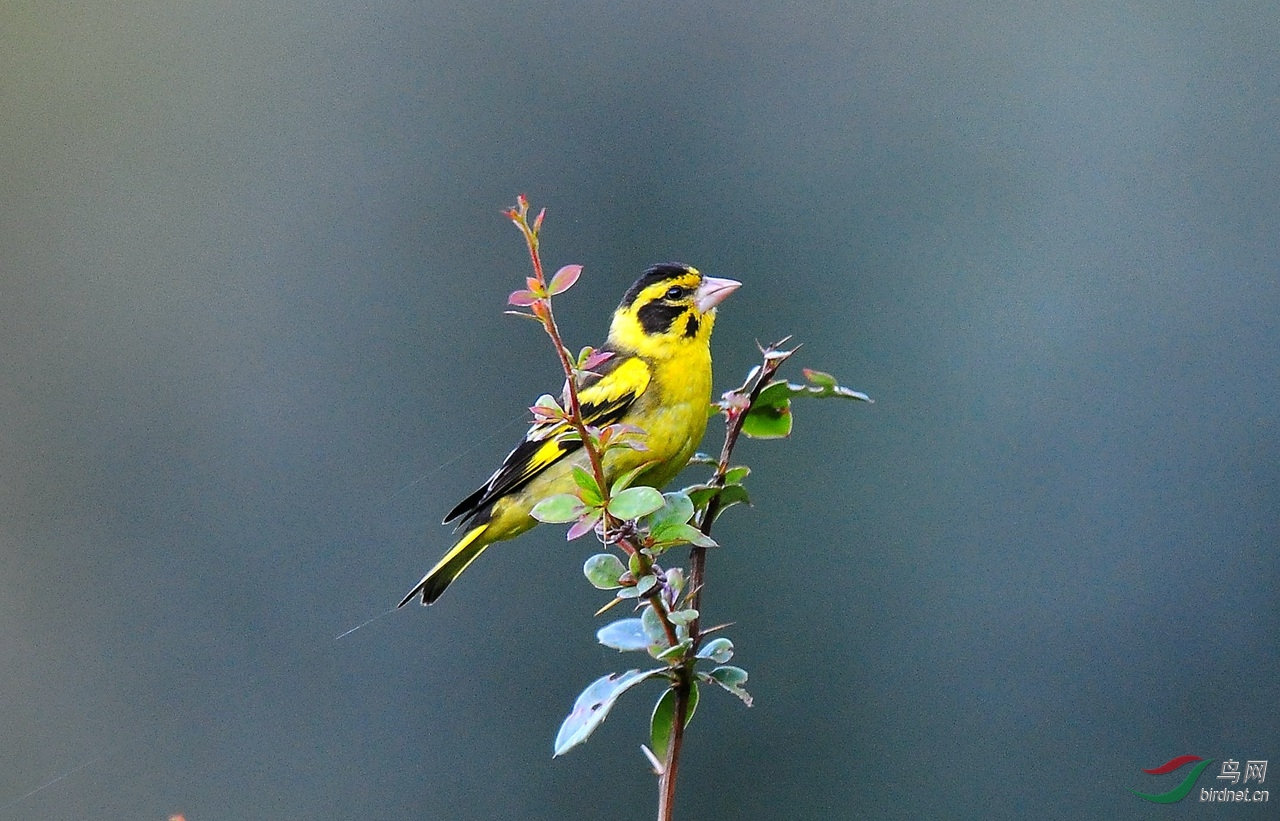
xmin=583 ymin=553 xmax=626 ymax=589
xmin=706 ymin=484 xmax=751 ymax=523
xmin=710 ymin=665 xmax=748 ymax=686
xmin=640 ymin=603 xmax=667 ymax=646
xmin=742 ymin=391 xmax=793 ymax=439
xmin=531 ymin=494 xmax=586 ymax=523
xmin=723 ymin=465 xmax=750 ymax=484
xmin=718 ymin=484 xmax=750 ymax=508
xmin=610 ymin=463 xmax=654 ymax=495
xmin=653 ymin=637 xmax=692 ymax=661
xmin=696 ymin=637 xmax=734 ymax=664
xmin=571 ymin=466 xmax=603 ymax=505
xmin=634 ymin=574 xmax=658 ymax=596
xmin=652 ymin=522 xmax=718 ymax=549
xmin=740 ymin=372 xmax=870 ymax=440
xmin=667 ymin=608 xmax=699 ymax=626
xmin=597 ymin=618 xmax=649 ymax=651
xmin=754 ymin=379 xmax=794 ymax=407
xmin=800 ymin=368 xmax=872 ymax=402
xmin=607 ymin=486 xmax=666 ymax=520
xmin=649 ymin=683 xmax=700 ymax=764
xmin=554 ymin=669 xmax=663 ymax=756
xmin=802 ymin=368 xmax=838 ymax=389
xmin=684 ymin=484 xmax=718 ymax=509
xmin=706 ymin=665 xmax=753 ymax=706
xmin=645 ymin=491 xmax=696 ymax=529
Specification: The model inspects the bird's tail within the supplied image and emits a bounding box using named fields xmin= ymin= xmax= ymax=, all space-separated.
xmin=398 ymin=523 xmax=492 ymax=607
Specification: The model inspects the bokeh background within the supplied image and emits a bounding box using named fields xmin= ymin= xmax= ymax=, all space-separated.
xmin=3 ymin=2 xmax=1277 ymax=819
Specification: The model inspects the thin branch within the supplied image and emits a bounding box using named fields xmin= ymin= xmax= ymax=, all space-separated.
xmin=506 ymin=199 xmax=614 ymax=541
xmin=656 ymin=339 xmax=795 ymax=821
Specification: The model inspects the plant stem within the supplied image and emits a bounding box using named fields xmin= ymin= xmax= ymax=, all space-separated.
xmin=657 ymin=340 xmax=794 ymax=821
xmin=507 ymin=200 xmax=614 ymax=540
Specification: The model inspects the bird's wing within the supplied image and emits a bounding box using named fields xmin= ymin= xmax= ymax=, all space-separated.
xmin=443 ymin=353 xmax=653 ymax=524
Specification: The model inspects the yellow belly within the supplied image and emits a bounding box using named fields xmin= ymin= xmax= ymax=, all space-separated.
xmin=486 ymin=350 xmax=712 ymax=542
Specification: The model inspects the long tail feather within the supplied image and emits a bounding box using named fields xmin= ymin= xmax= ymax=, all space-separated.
xmin=398 ymin=524 xmax=492 ymax=607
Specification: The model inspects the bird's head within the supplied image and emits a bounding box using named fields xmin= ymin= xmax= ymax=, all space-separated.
xmin=608 ymin=263 xmax=741 ymax=359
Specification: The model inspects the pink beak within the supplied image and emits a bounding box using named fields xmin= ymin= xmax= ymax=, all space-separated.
xmin=695 ymin=276 xmax=742 ymax=312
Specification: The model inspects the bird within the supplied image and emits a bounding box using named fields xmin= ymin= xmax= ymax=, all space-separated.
xmin=399 ymin=263 xmax=740 ymax=606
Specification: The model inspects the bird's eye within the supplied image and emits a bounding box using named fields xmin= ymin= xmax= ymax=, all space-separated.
xmin=665 ymin=286 xmax=686 ymax=300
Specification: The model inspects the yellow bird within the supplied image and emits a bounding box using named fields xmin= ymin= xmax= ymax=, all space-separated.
xmin=400 ymin=264 xmax=740 ymax=606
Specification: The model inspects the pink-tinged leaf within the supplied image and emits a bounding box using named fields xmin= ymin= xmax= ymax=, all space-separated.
xmin=526 ymin=276 xmax=542 ymax=292
xmin=530 ymin=405 xmax=565 ymax=422
xmin=566 ymin=510 xmax=603 ymax=541
xmin=517 ymin=193 xmax=529 ymax=211
xmin=533 ymin=207 xmax=546 ymax=232
xmin=582 ymin=349 xmax=615 ymax=370
xmin=548 ymin=264 xmax=583 ymax=296
xmin=508 ymin=289 xmax=538 ymax=306
xmin=531 ymin=301 xmax=551 ymax=321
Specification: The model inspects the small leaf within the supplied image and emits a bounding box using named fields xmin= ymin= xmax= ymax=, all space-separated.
xmin=554 ymin=669 xmax=663 ymax=756
xmin=652 ymin=523 xmax=718 ymax=549
xmin=608 ymin=486 xmax=665 ymax=520
xmin=706 ymin=665 xmax=753 ymax=706
xmin=582 ymin=348 xmax=615 ymax=371
xmin=640 ymin=603 xmax=667 ymax=645
xmin=583 ymin=553 xmax=626 ymax=589
xmin=531 ymin=494 xmax=585 ymax=524
xmin=534 ymin=393 xmax=562 ymax=411
xmin=611 ymin=462 xmax=655 ymax=495
xmin=742 ymin=396 xmax=793 ymax=439
xmin=667 ymin=608 xmax=698 ymax=626
xmin=802 ymin=368 xmax=838 ymax=388
xmin=565 ymin=509 xmax=602 ymax=541
xmin=597 ymin=618 xmax=649 ymax=651
xmin=754 ymin=379 xmax=794 ymax=407
xmin=646 ymin=491 xmax=696 ymax=529
xmin=654 ymin=638 xmax=692 ymax=661
xmin=634 ymin=573 xmax=658 ymax=598
xmin=548 ymin=264 xmax=583 ymax=296
xmin=571 ymin=466 xmax=603 ymax=505
xmin=696 ymin=637 xmax=734 ymax=664
xmin=710 ymin=665 xmax=747 ymax=686
xmin=723 ymin=465 xmax=750 ymax=484
xmin=684 ymin=484 xmax=718 ymax=509
xmin=507 ymin=289 xmax=539 ymax=307
xmin=717 ymin=484 xmax=750 ymax=509
xmin=650 ymin=684 xmax=700 ymax=764
xmin=666 ymin=568 xmax=685 ymax=599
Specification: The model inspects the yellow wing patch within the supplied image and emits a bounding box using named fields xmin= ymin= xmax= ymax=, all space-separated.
xmin=443 ymin=354 xmax=653 ymax=524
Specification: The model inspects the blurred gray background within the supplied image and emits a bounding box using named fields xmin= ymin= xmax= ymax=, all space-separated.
xmin=3 ymin=2 xmax=1277 ymax=819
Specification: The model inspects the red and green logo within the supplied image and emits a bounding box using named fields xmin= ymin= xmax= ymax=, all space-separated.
xmin=1131 ymin=755 xmax=1214 ymax=803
